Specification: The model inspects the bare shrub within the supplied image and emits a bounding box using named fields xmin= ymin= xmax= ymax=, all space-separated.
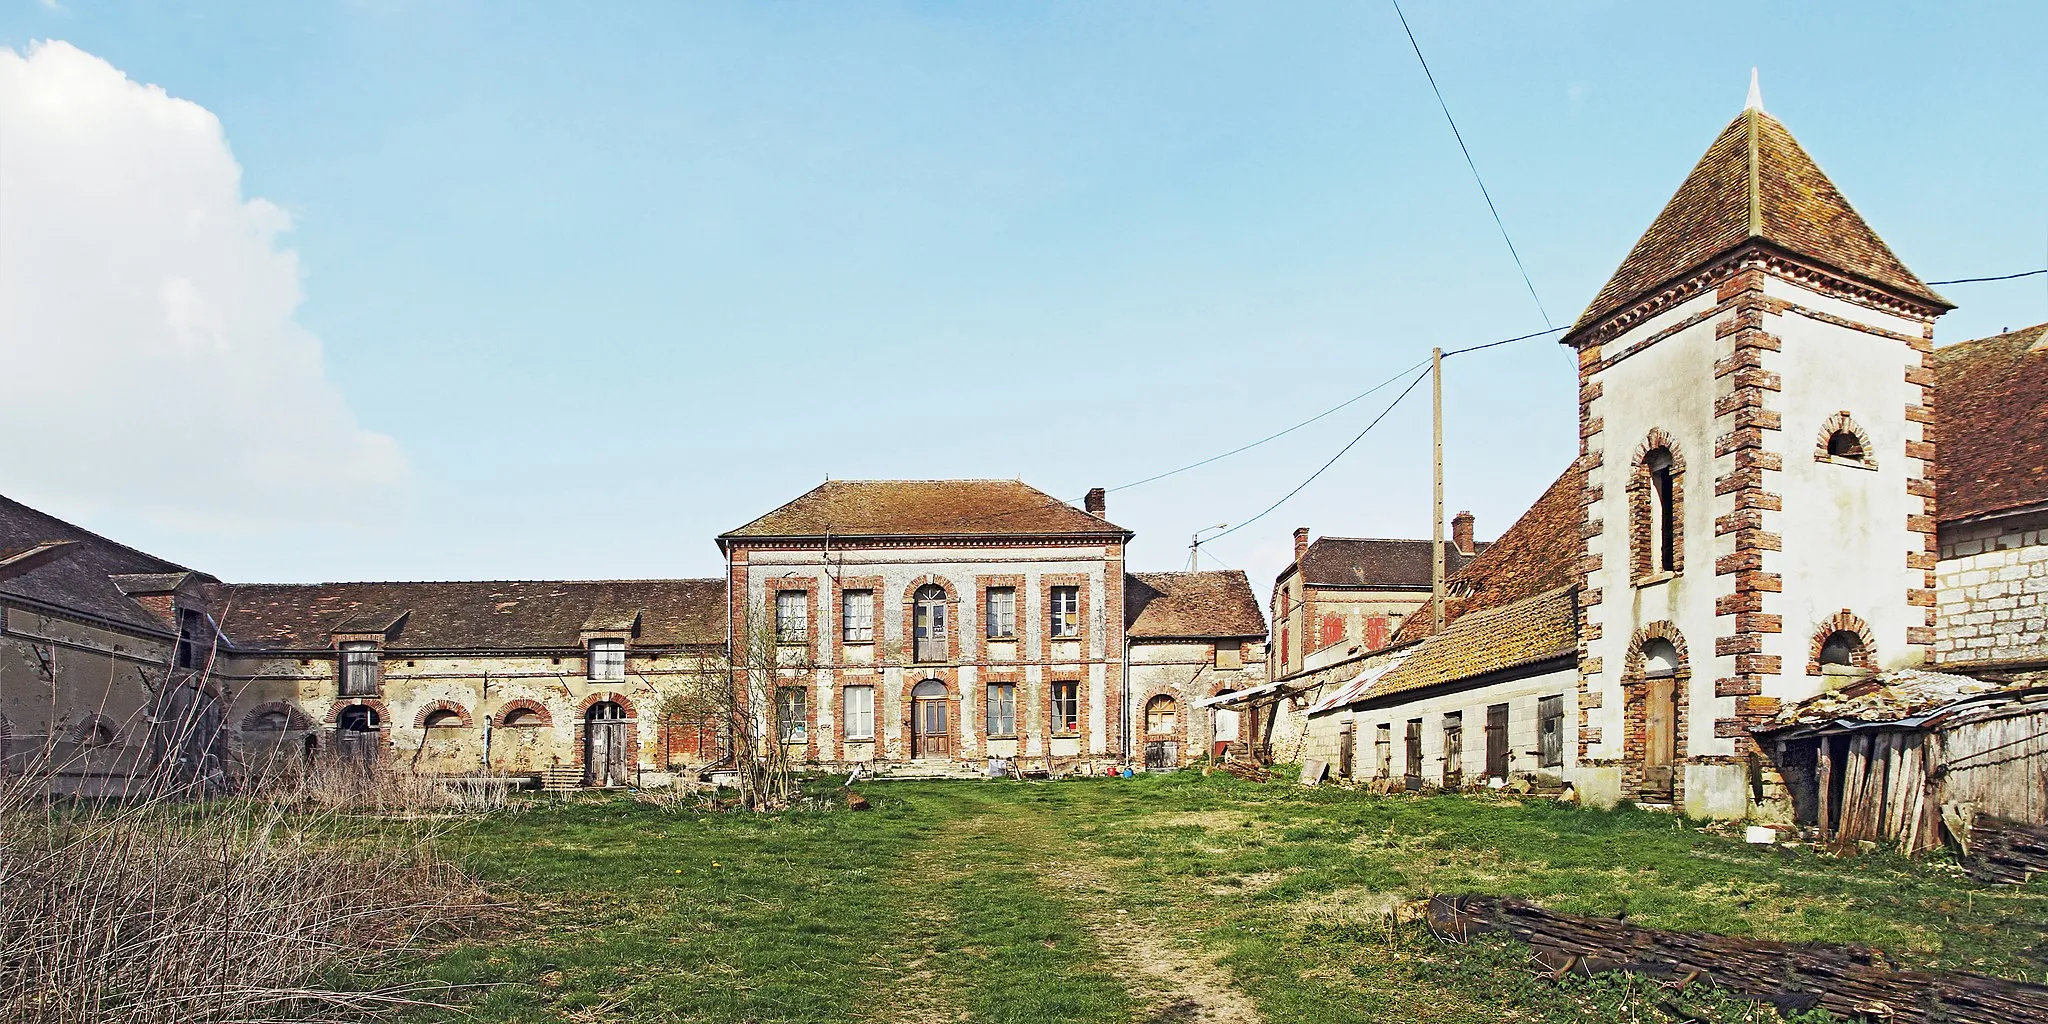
xmin=0 ymin=761 xmax=490 ymax=1024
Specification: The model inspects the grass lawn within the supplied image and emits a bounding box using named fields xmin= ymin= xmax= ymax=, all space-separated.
xmin=406 ymin=772 xmax=2048 ymax=1023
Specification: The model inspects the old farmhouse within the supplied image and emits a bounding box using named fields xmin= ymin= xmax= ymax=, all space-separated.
xmin=1248 ymin=93 xmax=2048 ymax=823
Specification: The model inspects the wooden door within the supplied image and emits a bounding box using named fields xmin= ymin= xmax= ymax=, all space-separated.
xmin=1642 ymin=676 xmax=1677 ymax=799
xmin=1404 ymin=719 xmax=1423 ymax=788
xmin=912 ymin=698 xmax=950 ymax=758
xmin=1337 ymin=727 xmax=1355 ymax=779
xmin=1442 ymin=714 xmax=1463 ymax=788
xmin=586 ymin=703 xmax=629 ymax=787
xmin=1485 ymin=703 xmax=1510 ymax=781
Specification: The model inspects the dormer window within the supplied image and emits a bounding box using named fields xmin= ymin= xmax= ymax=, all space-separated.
xmin=338 ymin=642 xmax=381 ymax=697
xmin=588 ymin=638 xmax=627 ymax=682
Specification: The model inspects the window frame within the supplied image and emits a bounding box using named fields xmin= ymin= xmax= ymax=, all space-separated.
xmin=1049 ymin=585 xmax=1081 ymax=638
xmin=842 ymin=684 xmax=875 ymax=741
xmin=1144 ymin=694 xmax=1177 ymax=735
xmin=338 ymin=642 xmax=381 ymax=697
xmin=985 ymin=587 xmax=1018 ymax=640
xmin=775 ymin=686 xmax=809 ymax=744
xmin=1049 ymin=680 xmax=1081 ymax=735
xmin=1647 ymin=449 xmax=1677 ymax=575
xmin=985 ymin=683 xmax=1017 ymax=738
xmin=775 ymin=590 xmax=809 ymax=645
xmin=587 ymin=637 xmax=627 ymax=682
xmin=841 ymin=589 xmax=875 ymax=644
xmin=913 ymin=585 xmax=948 ymax=663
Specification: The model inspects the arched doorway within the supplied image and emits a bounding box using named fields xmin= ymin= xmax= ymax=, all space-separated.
xmin=585 ymin=701 xmax=629 ymax=787
xmin=1143 ymin=694 xmax=1180 ymax=769
xmin=335 ymin=705 xmax=379 ymax=766
xmin=910 ymin=679 xmax=950 ymax=759
xmin=1640 ymin=637 xmax=1682 ymax=801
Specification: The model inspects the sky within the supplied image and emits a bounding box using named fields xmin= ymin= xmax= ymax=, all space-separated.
xmin=2 ymin=2 xmax=2043 ymax=602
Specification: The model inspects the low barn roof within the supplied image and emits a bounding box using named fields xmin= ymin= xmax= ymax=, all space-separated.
xmin=1360 ymin=586 xmax=1578 ymax=704
xmin=1934 ymin=323 xmax=2048 ymax=524
xmin=721 ymin=480 xmax=1128 ymax=542
xmin=219 ymin=579 xmax=727 ymax=652
xmin=1125 ymin=571 xmax=1266 ymax=640
xmin=0 ymin=494 xmax=197 ymax=634
xmin=1393 ymin=463 xmax=1583 ymax=646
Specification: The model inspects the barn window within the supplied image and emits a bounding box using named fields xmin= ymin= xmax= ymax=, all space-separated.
xmin=775 ymin=591 xmax=808 ymax=644
xmin=1647 ymin=448 xmax=1677 ymax=574
xmin=1049 ymin=681 xmax=1080 ymax=734
xmin=843 ymin=685 xmax=875 ymax=740
xmin=913 ymin=585 xmax=948 ymax=662
xmin=336 ymin=705 xmax=379 ymax=733
xmin=1049 ymin=586 xmax=1081 ymax=638
xmin=1144 ymin=695 xmax=1177 ymax=735
xmin=422 ymin=709 xmax=464 ymax=729
xmin=249 ymin=709 xmax=291 ymax=731
xmin=588 ymin=638 xmax=626 ymax=682
xmin=338 ymin=642 xmax=381 ymax=697
xmin=842 ymin=589 xmax=875 ymax=643
xmin=985 ymin=683 xmax=1016 ymax=738
xmin=1819 ymin=630 xmax=1864 ymax=668
xmin=500 ymin=708 xmax=543 ymax=728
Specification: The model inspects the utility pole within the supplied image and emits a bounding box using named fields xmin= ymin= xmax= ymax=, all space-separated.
xmin=1431 ymin=346 xmax=1446 ymax=633
xmin=1188 ymin=524 xmax=1228 ymax=571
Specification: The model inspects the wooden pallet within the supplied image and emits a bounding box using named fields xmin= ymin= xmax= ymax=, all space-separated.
xmin=538 ymin=766 xmax=584 ymax=792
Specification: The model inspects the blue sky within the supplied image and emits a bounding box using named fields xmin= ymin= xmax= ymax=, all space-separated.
xmin=2 ymin=1 xmax=2043 ymax=596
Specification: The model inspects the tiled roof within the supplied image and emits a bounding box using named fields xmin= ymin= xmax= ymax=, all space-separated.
xmin=1573 ymin=108 xmax=1947 ymax=338
xmin=1125 ymin=570 xmax=1267 ymax=639
xmin=1292 ymin=537 xmax=1484 ymax=589
xmin=218 ymin=579 xmax=727 ymax=652
xmin=721 ymin=480 xmax=1128 ymax=541
xmin=1934 ymin=324 xmax=2048 ymax=523
xmin=1393 ymin=464 xmax=1583 ymax=645
xmin=1361 ymin=586 xmax=1578 ymax=704
xmin=0 ymin=494 xmax=195 ymax=633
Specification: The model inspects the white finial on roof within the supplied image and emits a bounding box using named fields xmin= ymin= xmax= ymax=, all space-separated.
xmin=1746 ymin=67 xmax=1763 ymax=112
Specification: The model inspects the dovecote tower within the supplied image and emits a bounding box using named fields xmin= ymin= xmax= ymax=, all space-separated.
xmin=1562 ymin=84 xmax=1952 ymax=816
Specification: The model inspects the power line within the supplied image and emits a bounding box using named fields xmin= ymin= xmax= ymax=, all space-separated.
xmin=1442 ymin=325 xmax=1568 ymax=357
xmin=1926 ymin=268 xmax=2046 ymax=285
xmin=1208 ymin=364 xmax=1434 ymax=543
xmin=1389 ymin=0 xmax=1552 ymax=329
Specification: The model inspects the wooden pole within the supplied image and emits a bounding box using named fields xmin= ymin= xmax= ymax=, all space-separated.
xmin=1432 ymin=347 xmax=1446 ymax=632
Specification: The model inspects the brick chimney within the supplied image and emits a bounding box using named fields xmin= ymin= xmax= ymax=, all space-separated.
xmin=1293 ymin=527 xmax=1310 ymax=565
xmin=1084 ymin=487 xmax=1107 ymax=517
xmin=1452 ymin=510 xmax=1476 ymax=557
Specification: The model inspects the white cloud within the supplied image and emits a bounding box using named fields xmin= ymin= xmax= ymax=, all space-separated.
xmin=0 ymin=40 xmax=405 ymax=529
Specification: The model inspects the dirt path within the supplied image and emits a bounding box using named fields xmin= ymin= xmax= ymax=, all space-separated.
xmin=876 ymin=822 xmax=976 ymax=1024
xmin=986 ymin=813 xmax=1266 ymax=1024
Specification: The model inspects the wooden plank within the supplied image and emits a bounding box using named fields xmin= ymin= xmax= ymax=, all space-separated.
xmin=1837 ymin=734 xmax=1870 ymax=845
xmin=1815 ymin=738 xmax=1834 ymax=843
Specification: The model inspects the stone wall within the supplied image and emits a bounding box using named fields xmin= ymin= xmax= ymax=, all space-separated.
xmin=0 ymin=602 xmax=175 ymax=791
xmin=1936 ymin=510 xmax=2048 ymax=670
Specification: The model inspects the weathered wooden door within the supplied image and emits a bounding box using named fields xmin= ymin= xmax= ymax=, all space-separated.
xmin=1442 ymin=713 xmax=1464 ymax=788
xmin=336 ymin=706 xmax=379 ymax=768
xmin=1642 ymin=677 xmax=1677 ymax=799
xmin=1337 ymin=726 xmax=1356 ymax=779
xmin=1485 ymin=703 xmax=1510 ymax=781
xmin=585 ymin=701 xmax=629 ymax=787
xmin=911 ymin=680 xmax=950 ymax=758
xmin=1404 ymin=719 xmax=1423 ymax=789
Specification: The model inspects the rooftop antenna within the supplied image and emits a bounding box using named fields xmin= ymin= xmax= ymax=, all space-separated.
xmin=1745 ymin=67 xmax=1763 ymax=112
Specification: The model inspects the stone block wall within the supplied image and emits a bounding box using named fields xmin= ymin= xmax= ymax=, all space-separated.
xmin=1936 ymin=511 xmax=2048 ymax=669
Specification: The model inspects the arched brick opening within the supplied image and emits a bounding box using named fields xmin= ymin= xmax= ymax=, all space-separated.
xmin=493 ymin=698 xmax=554 ymax=728
xmin=901 ymin=576 xmax=961 ymax=666
xmin=325 ymin=698 xmax=391 ymax=725
xmin=74 ymin=714 xmax=120 ymax=747
xmin=1808 ymin=610 xmax=1878 ymax=675
xmin=240 ymin=701 xmax=315 ymax=732
xmin=576 ymin=691 xmax=639 ymax=719
xmin=1814 ymin=411 xmax=1877 ymax=467
xmin=413 ymin=700 xmax=475 ymax=729
xmin=1620 ymin=620 xmax=1692 ymax=802
xmin=1628 ymin=430 xmax=1687 ymax=583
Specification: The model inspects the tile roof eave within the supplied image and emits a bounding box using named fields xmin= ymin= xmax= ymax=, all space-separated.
xmin=0 ymin=590 xmax=177 ymax=641
xmin=1348 ymin=651 xmax=1577 ymax=713
xmin=718 ymin=528 xmax=1136 ymax=548
xmin=226 ymin=639 xmax=727 ymax=657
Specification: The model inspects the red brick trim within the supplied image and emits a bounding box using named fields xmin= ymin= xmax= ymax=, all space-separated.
xmin=73 ymin=713 xmax=121 ymax=746
xmin=900 ymin=671 xmax=959 ymax=760
xmin=576 ymin=691 xmax=639 ymax=719
xmin=975 ymin=574 xmax=1027 ymax=646
xmin=1813 ymin=411 xmax=1876 ymax=468
xmin=768 ymin=579 xmax=821 ymax=664
xmin=1806 ymin=610 xmax=1878 ymax=676
xmin=494 ymin=698 xmax=553 ymax=728
xmin=1627 ymin=429 xmax=1688 ymax=583
xmin=325 ymin=698 xmax=391 ymax=726
xmin=1038 ymin=573 xmax=1092 ymax=661
xmin=239 ymin=701 xmax=315 ymax=732
xmin=413 ymin=700 xmax=475 ymax=729
xmin=829 ymin=574 xmax=884 ymax=666
xmin=979 ymin=671 xmax=1023 ymax=740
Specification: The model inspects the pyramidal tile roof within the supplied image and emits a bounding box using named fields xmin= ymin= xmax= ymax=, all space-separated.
xmin=1573 ymin=106 xmax=1948 ymax=337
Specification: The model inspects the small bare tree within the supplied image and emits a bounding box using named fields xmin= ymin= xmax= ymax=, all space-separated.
xmin=679 ymin=601 xmax=814 ymax=811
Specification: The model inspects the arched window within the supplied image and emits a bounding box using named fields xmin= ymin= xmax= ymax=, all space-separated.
xmin=500 ymin=708 xmax=543 ymax=728
xmin=337 ymin=706 xmax=380 ymax=732
xmin=913 ymin=585 xmax=948 ymax=663
xmin=1819 ymin=630 xmax=1864 ymax=668
xmin=1647 ymin=448 xmax=1677 ymax=574
xmin=1642 ymin=638 xmax=1681 ymax=678
xmin=1145 ymin=695 xmax=1178 ymax=734
xmin=248 ymin=709 xmax=291 ymax=731
xmin=422 ymin=709 xmax=464 ymax=729
xmin=1826 ymin=431 xmax=1865 ymax=461
xmin=912 ymin=679 xmax=946 ymax=700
